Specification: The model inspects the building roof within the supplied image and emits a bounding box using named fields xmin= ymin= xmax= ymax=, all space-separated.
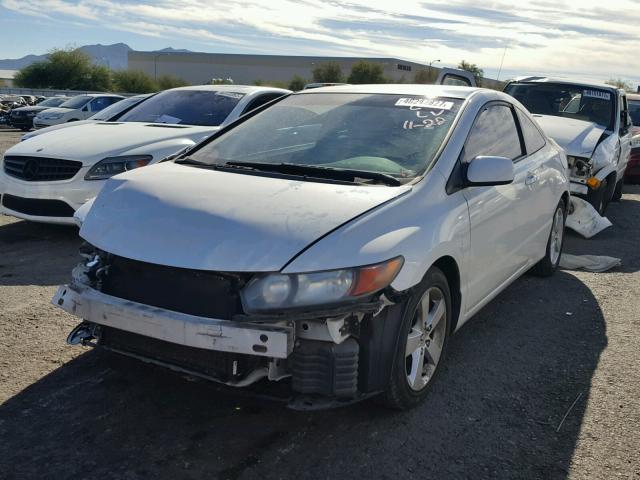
xmin=0 ymin=69 xmax=18 ymax=79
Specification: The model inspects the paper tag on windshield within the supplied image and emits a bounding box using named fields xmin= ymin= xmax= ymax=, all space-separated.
xmin=155 ymin=114 xmax=181 ymax=124
xmin=583 ymin=90 xmax=611 ymax=101
xmin=395 ymin=98 xmax=454 ymax=110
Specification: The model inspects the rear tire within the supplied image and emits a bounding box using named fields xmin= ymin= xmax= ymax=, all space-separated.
xmin=587 ymin=178 xmax=609 ymax=215
xmin=531 ymin=199 xmax=566 ymax=277
xmin=611 ymin=179 xmax=623 ymax=202
xmin=383 ymin=267 xmax=451 ymax=410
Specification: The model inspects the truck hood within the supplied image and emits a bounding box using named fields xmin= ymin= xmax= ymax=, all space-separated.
xmin=7 ymin=122 xmax=216 ymax=164
xmin=80 ymin=162 xmax=411 ymax=272
xmin=533 ymin=114 xmax=606 ymax=157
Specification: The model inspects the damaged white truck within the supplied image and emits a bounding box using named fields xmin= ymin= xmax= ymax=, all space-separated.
xmin=504 ymin=77 xmax=632 ymax=215
xmin=53 ymin=85 xmax=570 ymax=410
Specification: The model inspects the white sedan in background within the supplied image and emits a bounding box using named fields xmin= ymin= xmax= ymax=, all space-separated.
xmin=21 ymin=93 xmax=152 ymax=141
xmin=0 ymin=85 xmax=290 ymax=224
xmin=55 ymin=85 xmax=570 ymax=410
xmin=33 ymin=94 xmax=125 ymax=128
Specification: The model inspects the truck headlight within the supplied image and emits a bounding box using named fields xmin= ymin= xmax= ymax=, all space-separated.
xmin=85 ymin=155 xmax=152 ymax=180
xmin=241 ymin=257 xmax=403 ymax=313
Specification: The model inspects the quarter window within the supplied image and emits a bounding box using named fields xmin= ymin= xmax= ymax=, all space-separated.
xmin=463 ymin=104 xmax=523 ymax=162
xmin=516 ymin=109 xmax=546 ymax=154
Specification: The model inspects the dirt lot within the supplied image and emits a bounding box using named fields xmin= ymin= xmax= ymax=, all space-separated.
xmin=0 ymin=127 xmax=639 ymax=480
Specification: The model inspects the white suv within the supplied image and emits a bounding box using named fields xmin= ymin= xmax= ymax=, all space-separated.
xmin=33 ymin=94 xmax=124 ymax=128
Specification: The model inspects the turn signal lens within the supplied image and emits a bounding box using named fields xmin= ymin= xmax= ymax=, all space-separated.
xmin=586 ymin=177 xmax=601 ymax=189
xmin=350 ymin=257 xmax=404 ymax=296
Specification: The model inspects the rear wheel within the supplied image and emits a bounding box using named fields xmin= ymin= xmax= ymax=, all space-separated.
xmin=531 ymin=199 xmax=566 ymax=277
xmin=383 ymin=267 xmax=451 ymax=410
xmin=611 ymin=179 xmax=623 ymax=202
xmin=587 ymin=178 xmax=609 ymax=215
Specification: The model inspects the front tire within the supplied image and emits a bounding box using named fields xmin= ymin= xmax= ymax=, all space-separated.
xmin=611 ymin=179 xmax=623 ymax=202
xmin=383 ymin=267 xmax=451 ymax=410
xmin=531 ymin=199 xmax=566 ymax=277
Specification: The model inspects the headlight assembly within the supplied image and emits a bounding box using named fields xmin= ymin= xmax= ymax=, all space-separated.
xmin=85 ymin=155 xmax=152 ymax=180
xmin=241 ymin=257 xmax=404 ymax=313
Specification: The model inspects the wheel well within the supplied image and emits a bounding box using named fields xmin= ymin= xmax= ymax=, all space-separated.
xmin=561 ymin=191 xmax=569 ymax=210
xmin=432 ymin=256 xmax=461 ymax=333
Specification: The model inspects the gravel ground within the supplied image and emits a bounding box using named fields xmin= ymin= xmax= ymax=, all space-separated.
xmin=0 ymin=127 xmax=638 ymax=480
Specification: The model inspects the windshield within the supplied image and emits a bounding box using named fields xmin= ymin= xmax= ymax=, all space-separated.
xmin=59 ymin=95 xmax=91 ymax=109
xmin=118 ymin=90 xmax=244 ymax=126
xmin=629 ymin=100 xmax=640 ymax=126
xmin=38 ymin=97 xmax=68 ymax=107
xmin=188 ymin=93 xmax=463 ymax=180
xmin=89 ymin=95 xmax=148 ymax=121
xmin=505 ymin=83 xmax=615 ymax=129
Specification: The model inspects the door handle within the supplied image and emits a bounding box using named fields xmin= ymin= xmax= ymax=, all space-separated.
xmin=525 ymin=173 xmax=539 ymax=185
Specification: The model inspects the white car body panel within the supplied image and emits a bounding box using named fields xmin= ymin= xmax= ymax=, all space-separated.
xmin=1 ymin=85 xmax=291 ymax=224
xmin=77 ymin=86 xmax=569 ymax=330
xmin=534 ymin=115 xmax=605 ymax=157
xmin=80 ymin=162 xmax=411 ymax=272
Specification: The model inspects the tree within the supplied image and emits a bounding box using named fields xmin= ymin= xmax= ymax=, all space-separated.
xmin=413 ymin=68 xmax=437 ymax=84
xmin=288 ymin=75 xmax=307 ymax=91
xmin=112 ymin=70 xmax=157 ymax=93
xmin=606 ymin=78 xmax=634 ymax=92
xmin=312 ymin=62 xmax=343 ymax=83
xmin=347 ymin=61 xmax=387 ymax=84
xmin=14 ymin=48 xmax=112 ymax=91
xmin=458 ymin=60 xmax=484 ymax=86
xmin=157 ymin=74 xmax=188 ymax=90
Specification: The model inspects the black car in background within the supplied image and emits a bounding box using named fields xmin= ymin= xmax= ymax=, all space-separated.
xmin=9 ymin=96 xmax=70 ymax=131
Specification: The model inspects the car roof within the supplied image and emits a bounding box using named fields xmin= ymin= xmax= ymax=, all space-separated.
xmin=627 ymin=93 xmax=640 ymax=101
xmin=293 ymin=83 xmax=483 ymax=99
xmin=70 ymin=93 xmax=125 ymax=98
xmin=509 ymin=76 xmax=620 ymax=92
xmin=167 ymin=84 xmax=291 ymax=94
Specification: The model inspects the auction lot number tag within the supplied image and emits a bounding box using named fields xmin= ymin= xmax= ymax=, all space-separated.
xmin=395 ymin=98 xmax=455 ymax=110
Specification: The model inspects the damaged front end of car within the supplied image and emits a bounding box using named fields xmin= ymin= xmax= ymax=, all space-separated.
xmin=53 ymin=245 xmax=408 ymax=409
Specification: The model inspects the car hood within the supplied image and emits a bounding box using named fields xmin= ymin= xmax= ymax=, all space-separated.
xmin=7 ymin=122 xmax=216 ymax=164
xmin=80 ymin=162 xmax=411 ymax=272
xmin=12 ymin=105 xmax=49 ymax=113
xmin=35 ymin=107 xmax=72 ymax=116
xmin=533 ymin=114 xmax=606 ymax=157
xmin=22 ymin=120 xmax=94 ymax=140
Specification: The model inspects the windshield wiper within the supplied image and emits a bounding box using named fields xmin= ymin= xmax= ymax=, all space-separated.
xmin=174 ymin=157 xmax=210 ymax=166
xmin=224 ymin=161 xmax=402 ymax=186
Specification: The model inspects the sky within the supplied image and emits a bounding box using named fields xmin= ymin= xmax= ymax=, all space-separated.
xmin=1 ymin=0 xmax=639 ymax=86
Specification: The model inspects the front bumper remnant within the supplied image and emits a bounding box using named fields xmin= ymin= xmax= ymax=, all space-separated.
xmin=52 ymin=284 xmax=294 ymax=359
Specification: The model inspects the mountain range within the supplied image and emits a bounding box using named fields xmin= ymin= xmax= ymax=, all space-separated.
xmin=0 ymin=43 xmax=192 ymax=71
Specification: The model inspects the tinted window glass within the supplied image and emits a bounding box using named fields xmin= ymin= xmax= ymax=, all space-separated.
xmin=242 ymin=93 xmax=285 ymax=114
xmin=189 ymin=93 xmax=463 ymax=180
xmin=90 ymin=97 xmax=117 ymax=111
xmin=59 ymin=95 xmax=91 ymax=109
xmin=464 ymin=104 xmax=522 ymax=162
xmin=118 ymin=90 xmax=245 ymax=126
xmin=516 ymin=109 xmax=546 ymax=154
xmin=504 ymin=83 xmax=614 ymax=129
xmin=89 ymin=95 xmax=149 ymax=121
xmin=629 ymin=100 xmax=640 ymax=125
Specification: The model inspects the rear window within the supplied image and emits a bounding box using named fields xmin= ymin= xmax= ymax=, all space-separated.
xmin=118 ymin=90 xmax=245 ymax=126
xmin=505 ymin=82 xmax=615 ymax=130
xmin=59 ymin=96 xmax=92 ymax=109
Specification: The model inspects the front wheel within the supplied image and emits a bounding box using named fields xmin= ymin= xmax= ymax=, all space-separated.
xmin=531 ymin=199 xmax=566 ymax=277
xmin=383 ymin=267 xmax=451 ymax=410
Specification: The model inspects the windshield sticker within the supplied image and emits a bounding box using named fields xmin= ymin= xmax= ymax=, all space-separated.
xmin=395 ymin=98 xmax=455 ymax=110
xmin=583 ymin=90 xmax=611 ymax=101
xmin=155 ymin=114 xmax=182 ymax=124
xmin=215 ymin=92 xmax=244 ymax=99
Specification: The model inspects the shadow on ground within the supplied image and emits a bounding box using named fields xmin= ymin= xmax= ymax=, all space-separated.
xmin=0 ymin=218 xmax=80 ymax=286
xmin=0 ymin=270 xmax=606 ymax=480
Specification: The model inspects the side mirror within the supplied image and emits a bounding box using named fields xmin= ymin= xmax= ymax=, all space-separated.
xmin=466 ymin=156 xmax=514 ymax=186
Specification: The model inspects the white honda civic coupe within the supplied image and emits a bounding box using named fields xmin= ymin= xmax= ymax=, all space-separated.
xmin=0 ymin=85 xmax=289 ymax=224
xmin=54 ymin=85 xmax=569 ymax=410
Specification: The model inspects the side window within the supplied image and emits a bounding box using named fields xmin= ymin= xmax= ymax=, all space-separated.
xmin=516 ymin=109 xmax=546 ymax=154
xmin=463 ymin=104 xmax=523 ymax=162
xmin=90 ymin=97 xmax=110 ymax=111
xmin=241 ymin=93 xmax=284 ymax=115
